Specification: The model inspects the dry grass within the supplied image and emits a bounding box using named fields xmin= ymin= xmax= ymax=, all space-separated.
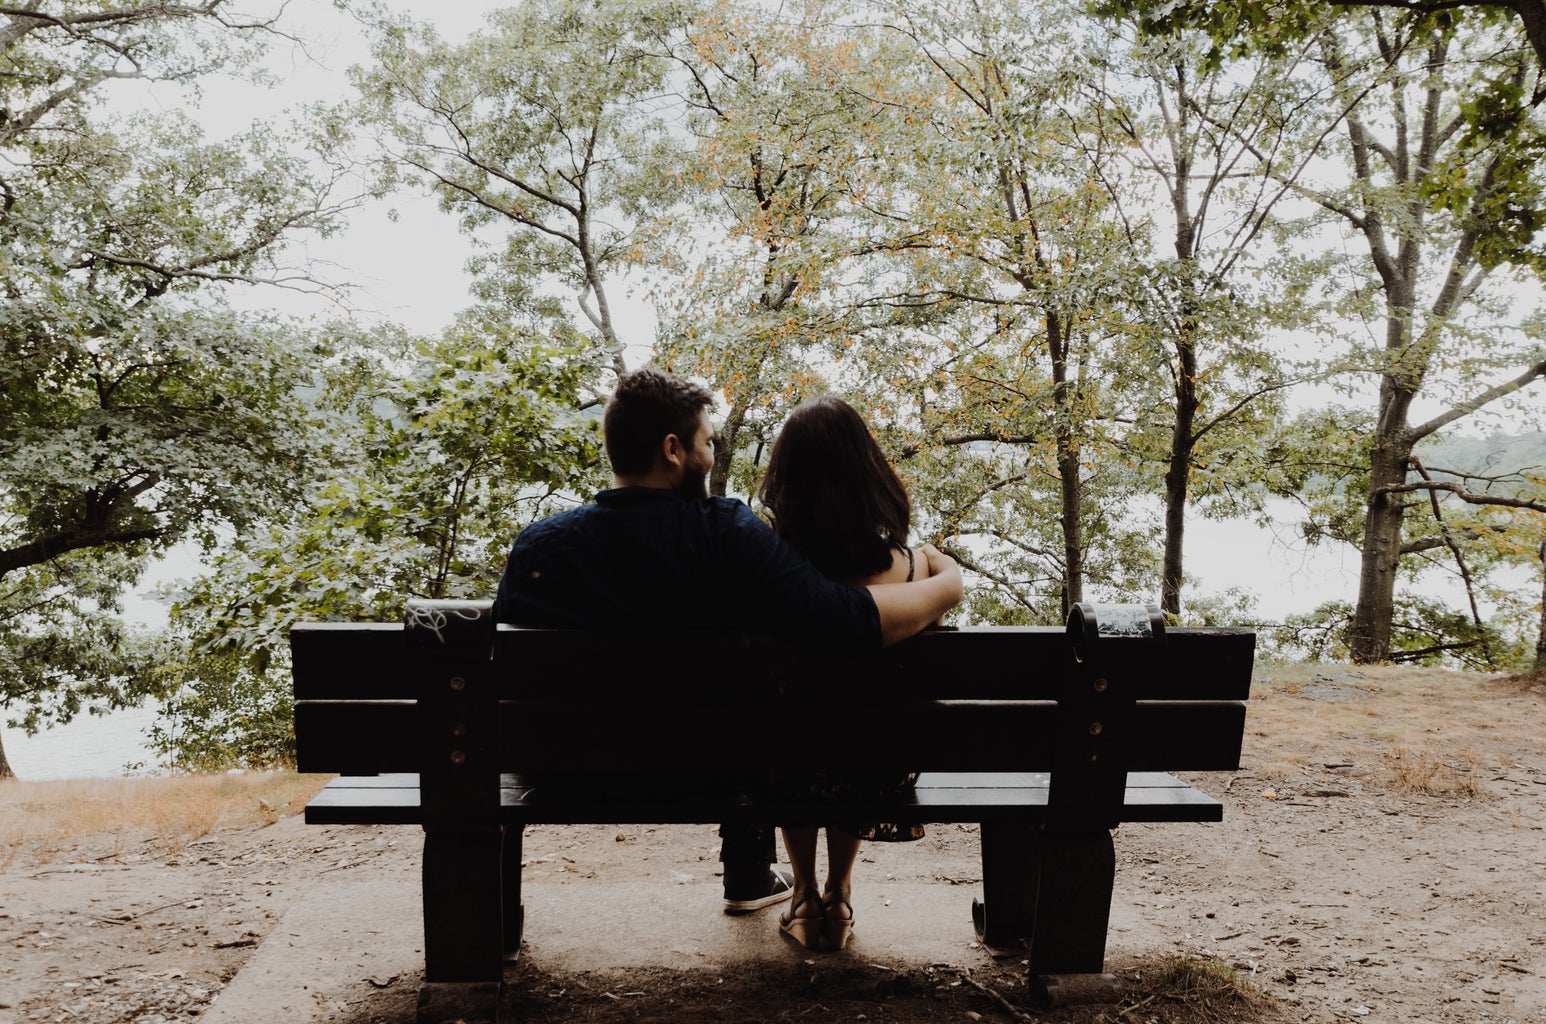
xmin=0 ymin=771 xmax=330 ymax=868
xmin=1380 ymin=747 xmax=1484 ymax=797
xmin=1242 ymin=663 xmax=1541 ymax=797
xmin=1126 ymin=954 xmax=1270 ymax=1020
xmin=1494 ymin=668 xmax=1546 ymax=696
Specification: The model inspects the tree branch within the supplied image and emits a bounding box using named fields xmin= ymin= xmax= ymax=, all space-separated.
xmin=0 ymin=527 xmax=164 ymax=581
xmin=1320 ymin=0 xmax=1546 ymax=74
xmin=1408 ymin=357 xmax=1546 ymax=441
xmin=1375 ymin=478 xmax=1546 ymax=511
xmin=1410 ymin=456 xmax=1492 ymax=662
xmin=897 ymin=432 xmax=1039 ymax=460
xmin=937 ymin=544 xmax=1048 ymax=616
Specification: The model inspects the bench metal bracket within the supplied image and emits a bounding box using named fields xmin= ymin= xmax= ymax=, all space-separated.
xmin=973 ymin=603 xmax=1162 ymax=972
xmin=408 ymin=600 xmax=510 ymax=1023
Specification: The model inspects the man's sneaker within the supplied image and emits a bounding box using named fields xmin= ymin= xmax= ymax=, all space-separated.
xmin=723 ymin=865 xmax=795 ymax=913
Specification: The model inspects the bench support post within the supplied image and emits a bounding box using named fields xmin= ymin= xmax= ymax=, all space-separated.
xmin=501 ymin=824 xmax=524 ymax=961
xmin=420 ymin=829 xmax=504 ymax=1024
xmin=973 ymin=820 xmax=1040 ymax=946
xmin=1025 ymin=827 xmax=1114 ymax=974
xmin=974 ymin=823 xmax=1115 ymax=974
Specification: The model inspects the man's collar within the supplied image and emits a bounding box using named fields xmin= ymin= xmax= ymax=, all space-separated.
xmin=596 ymin=485 xmax=689 ymax=505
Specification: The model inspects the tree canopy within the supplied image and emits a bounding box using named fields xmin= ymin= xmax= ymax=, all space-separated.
xmin=0 ymin=2 xmax=357 ymax=774
xmin=8 ymin=0 xmax=1546 ymax=777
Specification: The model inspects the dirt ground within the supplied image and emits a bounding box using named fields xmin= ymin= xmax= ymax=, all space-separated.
xmin=2 ymin=664 xmax=1543 ymax=1024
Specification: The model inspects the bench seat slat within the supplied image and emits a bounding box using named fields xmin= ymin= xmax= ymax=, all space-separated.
xmin=301 ymin=779 xmax=1199 ymax=804
xmin=302 ymin=770 xmax=1222 ymax=826
xmin=306 ymin=784 xmax=423 ymax=824
xmin=312 ymin=772 xmax=420 ymax=789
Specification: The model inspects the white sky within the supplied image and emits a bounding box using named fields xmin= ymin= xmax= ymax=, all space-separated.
xmin=110 ymin=2 xmax=463 ymax=333
xmin=113 ymin=0 xmax=657 ymax=344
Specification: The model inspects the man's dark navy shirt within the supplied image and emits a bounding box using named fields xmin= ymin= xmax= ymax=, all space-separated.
xmin=493 ymin=486 xmax=882 ymax=651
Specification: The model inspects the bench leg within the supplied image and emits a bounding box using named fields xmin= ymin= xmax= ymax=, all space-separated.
xmin=973 ymin=820 xmax=1040 ymax=947
xmin=501 ymin=825 xmax=524 ymax=962
xmin=1026 ymin=828 xmax=1114 ymax=974
xmin=420 ymin=829 xmax=503 ymax=1024
xmin=974 ymin=824 xmax=1115 ymax=974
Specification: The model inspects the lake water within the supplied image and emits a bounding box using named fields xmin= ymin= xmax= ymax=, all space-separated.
xmin=0 ymin=502 xmax=1528 ymax=780
xmin=2 ymin=544 xmax=194 ymax=782
xmin=1 ymin=704 xmax=163 ymax=781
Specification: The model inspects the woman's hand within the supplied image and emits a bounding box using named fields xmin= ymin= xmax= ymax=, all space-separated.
xmin=919 ymin=544 xmax=963 ymax=606
xmin=917 ymin=544 xmax=958 ymax=581
xmin=917 ymin=544 xmax=961 ymax=628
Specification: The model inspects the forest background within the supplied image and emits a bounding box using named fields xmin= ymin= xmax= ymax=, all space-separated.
xmin=3 ymin=0 xmax=1546 ymax=778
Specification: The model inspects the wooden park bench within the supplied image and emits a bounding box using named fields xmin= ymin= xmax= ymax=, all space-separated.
xmin=291 ymin=599 xmax=1253 ymax=1022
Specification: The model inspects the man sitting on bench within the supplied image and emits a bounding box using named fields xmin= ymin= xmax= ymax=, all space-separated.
xmin=493 ymin=368 xmax=963 ymax=912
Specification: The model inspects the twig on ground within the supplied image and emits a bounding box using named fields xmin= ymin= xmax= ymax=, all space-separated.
xmin=960 ymin=968 xmax=1036 ymax=1021
xmin=91 ymin=895 xmax=218 ymax=924
xmin=28 ymin=865 xmax=131 ymax=878
xmin=1119 ymin=993 xmax=1158 ymax=1017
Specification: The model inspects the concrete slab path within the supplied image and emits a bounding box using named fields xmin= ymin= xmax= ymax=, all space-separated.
xmin=202 ymin=825 xmax=1161 ymax=1023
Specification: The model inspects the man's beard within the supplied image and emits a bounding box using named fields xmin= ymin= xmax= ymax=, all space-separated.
xmin=677 ymin=462 xmax=710 ymax=500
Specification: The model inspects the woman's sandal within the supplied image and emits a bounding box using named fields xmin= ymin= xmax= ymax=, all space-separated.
xmin=822 ymin=892 xmax=855 ymax=951
xmin=779 ymin=892 xmax=825 ymax=950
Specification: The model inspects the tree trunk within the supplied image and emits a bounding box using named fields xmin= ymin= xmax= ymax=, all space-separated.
xmin=1511 ymin=0 xmax=1546 ymax=77
xmin=1159 ymin=125 xmax=1199 ymax=620
xmin=709 ymin=401 xmax=748 ymax=499
xmin=1349 ymin=431 xmax=1413 ymax=663
xmin=1349 ymin=264 xmax=1421 ymax=663
xmin=1049 ymin=311 xmax=1083 ymax=607
xmin=1160 ymin=334 xmax=1199 ymax=618
xmin=1055 ymin=439 xmax=1084 ymax=608
xmin=0 ymin=731 xmax=14 ymax=780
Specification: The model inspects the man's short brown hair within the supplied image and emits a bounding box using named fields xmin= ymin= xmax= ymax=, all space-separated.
xmin=603 ymin=368 xmax=715 ymax=477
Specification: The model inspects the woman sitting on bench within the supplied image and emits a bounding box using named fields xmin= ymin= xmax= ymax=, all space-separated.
xmin=757 ymin=395 xmax=950 ymax=951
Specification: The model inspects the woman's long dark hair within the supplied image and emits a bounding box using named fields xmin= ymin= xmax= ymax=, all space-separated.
xmin=758 ymin=396 xmax=911 ymax=581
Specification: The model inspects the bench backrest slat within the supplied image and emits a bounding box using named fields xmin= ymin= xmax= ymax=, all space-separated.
xmin=290 ymin=624 xmax=1255 ymax=702
xmin=294 ymin=697 xmax=1246 ymax=776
